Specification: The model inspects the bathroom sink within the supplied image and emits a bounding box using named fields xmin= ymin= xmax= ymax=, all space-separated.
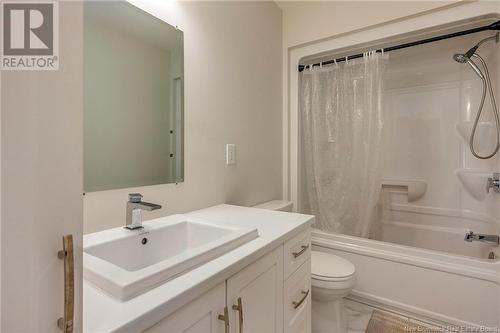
xmin=83 ymin=214 xmax=258 ymax=300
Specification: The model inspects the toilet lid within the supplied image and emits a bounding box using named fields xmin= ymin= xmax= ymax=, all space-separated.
xmin=311 ymin=251 xmax=355 ymax=280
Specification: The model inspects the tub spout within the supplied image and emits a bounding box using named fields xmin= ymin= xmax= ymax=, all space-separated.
xmin=464 ymin=231 xmax=500 ymax=245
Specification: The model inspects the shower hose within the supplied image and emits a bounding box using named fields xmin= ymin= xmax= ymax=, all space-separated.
xmin=469 ymin=53 xmax=500 ymax=159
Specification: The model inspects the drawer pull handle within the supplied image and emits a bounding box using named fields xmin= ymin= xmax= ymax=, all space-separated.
xmin=218 ymin=306 xmax=230 ymax=333
xmin=292 ymin=244 xmax=309 ymax=258
xmin=57 ymin=234 xmax=74 ymax=333
xmin=292 ymin=289 xmax=310 ymax=309
xmin=232 ymin=297 xmax=243 ymax=333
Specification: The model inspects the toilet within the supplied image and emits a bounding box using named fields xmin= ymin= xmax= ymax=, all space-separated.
xmin=253 ymin=200 xmax=357 ymax=333
xmin=311 ymin=251 xmax=356 ymax=333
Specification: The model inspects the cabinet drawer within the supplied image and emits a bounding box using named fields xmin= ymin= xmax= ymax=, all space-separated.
xmin=284 ymin=259 xmax=311 ymax=333
xmin=284 ymin=228 xmax=311 ymax=279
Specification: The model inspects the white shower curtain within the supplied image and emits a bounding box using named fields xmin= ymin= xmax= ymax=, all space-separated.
xmin=300 ymin=52 xmax=388 ymax=237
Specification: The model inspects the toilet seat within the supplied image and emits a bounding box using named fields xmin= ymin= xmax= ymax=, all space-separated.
xmin=311 ymin=251 xmax=356 ymax=285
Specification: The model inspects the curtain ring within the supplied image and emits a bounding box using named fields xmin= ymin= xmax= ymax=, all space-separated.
xmin=345 ymin=56 xmax=348 ymax=64
xmin=334 ymin=59 xmax=337 ymax=66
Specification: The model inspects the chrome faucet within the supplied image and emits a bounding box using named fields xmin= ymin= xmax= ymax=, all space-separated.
xmin=487 ymin=173 xmax=500 ymax=193
xmin=464 ymin=231 xmax=500 ymax=245
xmin=125 ymin=193 xmax=162 ymax=230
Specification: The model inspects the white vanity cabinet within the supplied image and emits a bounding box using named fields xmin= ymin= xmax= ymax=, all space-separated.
xmin=227 ymin=246 xmax=284 ymax=333
xmin=145 ymin=228 xmax=311 ymax=333
xmin=145 ymin=282 xmax=226 ymax=333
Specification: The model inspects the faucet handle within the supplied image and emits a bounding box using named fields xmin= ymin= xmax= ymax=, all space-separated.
xmin=128 ymin=193 xmax=143 ymax=203
xmin=487 ymin=178 xmax=493 ymax=193
xmin=486 ymin=173 xmax=500 ymax=193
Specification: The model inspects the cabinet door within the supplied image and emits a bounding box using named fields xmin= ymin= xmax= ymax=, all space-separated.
xmin=144 ymin=282 xmax=226 ymax=333
xmin=227 ymin=246 xmax=284 ymax=333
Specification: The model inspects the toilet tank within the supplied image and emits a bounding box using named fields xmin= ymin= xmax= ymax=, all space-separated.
xmin=253 ymin=200 xmax=293 ymax=212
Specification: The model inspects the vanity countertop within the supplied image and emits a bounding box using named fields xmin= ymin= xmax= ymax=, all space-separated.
xmin=83 ymin=204 xmax=314 ymax=333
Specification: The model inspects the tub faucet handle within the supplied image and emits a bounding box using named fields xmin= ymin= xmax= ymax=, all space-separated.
xmin=464 ymin=231 xmax=499 ymax=245
xmin=464 ymin=231 xmax=476 ymax=242
xmin=486 ymin=173 xmax=500 ymax=193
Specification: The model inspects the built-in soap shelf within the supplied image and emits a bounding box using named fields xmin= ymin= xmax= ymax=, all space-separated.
xmin=456 ymin=169 xmax=492 ymax=201
xmin=456 ymin=121 xmax=496 ymax=153
xmin=381 ymin=179 xmax=427 ymax=201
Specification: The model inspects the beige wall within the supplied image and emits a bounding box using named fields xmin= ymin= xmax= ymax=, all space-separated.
xmin=84 ymin=1 xmax=282 ymax=233
xmin=278 ymin=1 xmax=464 ymax=48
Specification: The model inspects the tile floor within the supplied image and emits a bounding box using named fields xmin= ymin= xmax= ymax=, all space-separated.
xmin=345 ymin=299 xmax=374 ymax=333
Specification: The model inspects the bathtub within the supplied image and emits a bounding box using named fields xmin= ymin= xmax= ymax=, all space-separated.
xmin=312 ymin=228 xmax=500 ymax=329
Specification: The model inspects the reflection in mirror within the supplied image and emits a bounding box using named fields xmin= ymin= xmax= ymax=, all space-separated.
xmin=84 ymin=1 xmax=183 ymax=192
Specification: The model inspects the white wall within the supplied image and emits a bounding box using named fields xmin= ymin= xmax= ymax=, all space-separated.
xmin=84 ymin=1 xmax=282 ymax=233
xmin=278 ymin=1 xmax=463 ymax=48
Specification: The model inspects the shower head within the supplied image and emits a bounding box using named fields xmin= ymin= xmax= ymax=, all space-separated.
xmin=453 ymin=33 xmax=499 ymax=79
xmin=453 ymin=53 xmax=468 ymax=63
xmin=453 ymin=33 xmax=499 ymax=64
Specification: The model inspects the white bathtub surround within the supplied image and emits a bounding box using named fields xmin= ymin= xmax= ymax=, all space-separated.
xmin=300 ymin=53 xmax=389 ymax=236
xmin=380 ymin=179 xmax=427 ymax=202
xmin=373 ymin=199 xmax=499 ymax=260
xmin=312 ymin=230 xmax=500 ymax=329
xmin=456 ymin=169 xmax=496 ymax=202
xmin=84 ymin=205 xmax=313 ymax=332
xmin=457 ymin=121 xmax=499 ymax=158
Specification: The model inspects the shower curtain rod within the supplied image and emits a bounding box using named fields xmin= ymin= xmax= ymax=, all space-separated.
xmin=298 ymin=20 xmax=500 ymax=72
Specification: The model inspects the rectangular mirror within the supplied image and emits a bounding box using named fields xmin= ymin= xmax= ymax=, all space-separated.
xmin=84 ymin=1 xmax=184 ymax=192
